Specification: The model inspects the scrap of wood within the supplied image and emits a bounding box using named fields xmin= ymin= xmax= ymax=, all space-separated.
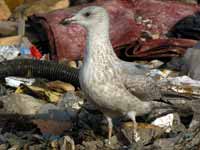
xmin=4 ymin=0 xmax=24 ymax=11
xmin=15 ymin=0 xmax=70 ymax=17
xmin=0 ymin=21 xmax=17 ymax=36
xmin=0 ymin=35 xmax=22 ymax=46
xmin=0 ymin=0 xmax=11 ymax=21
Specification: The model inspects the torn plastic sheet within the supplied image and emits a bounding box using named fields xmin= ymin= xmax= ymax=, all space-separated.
xmin=150 ymin=69 xmax=200 ymax=96
xmin=0 ymin=46 xmax=19 ymax=61
xmin=5 ymin=76 xmax=35 ymax=88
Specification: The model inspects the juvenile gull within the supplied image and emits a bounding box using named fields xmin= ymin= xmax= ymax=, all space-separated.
xmin=61 ymin=6 xmax=161 ymax=143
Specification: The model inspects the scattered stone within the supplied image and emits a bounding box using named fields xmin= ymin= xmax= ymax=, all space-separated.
xmin=0 ymin=94 xmax=45 ymax=115
xmin=28 ymin=144 xmax=46 ymax=150
xmin=153 ymin=137 xmax=178 ymax=150
xmin=0 ymin=84 xmax=7 ymax=97
xmin=121 ymin=122 xmax=166 ymax=145
xmin=152 ymin=113 xmax=174 ymax=133
xmin=0 ymin=21 xmax=17 ymax=36
xmin=82 ymin=140 xmax=104 ymax=150
xmin=0 ymin=144 xmax=8 ymax=150
xmin=33 ymin=119 xmax=72 ymax=136
xmin=67 ymin=61 xmax=77 ymax=69
xmin=51 ymin=139 xmax=59 ymax=149
xmin=8 ymin=145 xmax=20 ymax=150
xmin=33 ymin=104 xmax=72 ymax=135
xmin=60 ymin=136 xmax=75 ymax=150
xmin=58 ymin=92 xmax=84 ymax=119
xmin=104 ymin=136 xmax=120 ymax=149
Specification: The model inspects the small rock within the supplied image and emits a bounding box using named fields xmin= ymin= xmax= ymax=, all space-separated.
xmin=153 ymin=137 xmax=177 ymax=150
xmin=67 ymin=61 xmax=77 ymax=68
xmin=58 ymin=92 xmax=84 ymax=119
xmin=104 ymin=136 xmax=120 ymax=149
xmin=28 ymin=144 xmax=46 ymax=150
xmin=0 ymin=144 xmax=8 ymax=150
xmin=0 ymin=94 xmax=45 ymax=115
xmin=51 ymin=140 xmax=59 ymax=149
xmin=121 ymin=122 xmax=165 ymax=145
xmin=82 ymin=140 xmax=104 ymax=150
xmin=0 ymin=135 xmax=7 ymax=144
xmin=60 ymin=136 xmax=75 ymax=150
xmin=33 ymin=104 xmax=72 ymax=135
xmin=8 ymin=145 xmax=20 ymax=150
xmin=152 ymin=113 xmax=174 ymax=133
xmin=0 ymin=84 xmax=6 ymax=96
xmin=33 ymin=119 xmax=72 ymax=136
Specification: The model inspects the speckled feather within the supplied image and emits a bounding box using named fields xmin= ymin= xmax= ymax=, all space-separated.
xmin=72 ymin=6 xmax=157 ymax=118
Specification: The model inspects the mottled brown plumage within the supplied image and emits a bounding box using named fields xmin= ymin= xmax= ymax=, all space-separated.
xmin=62 ymin=6 xmax=161 ymax=143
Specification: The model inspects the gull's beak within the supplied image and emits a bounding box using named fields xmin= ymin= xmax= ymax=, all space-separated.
xmin=60 ymin=16 xmax=77 ymax=25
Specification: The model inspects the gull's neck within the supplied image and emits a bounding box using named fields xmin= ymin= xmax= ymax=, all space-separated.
xmin=83 ymin=22 xmax=118 ymax=66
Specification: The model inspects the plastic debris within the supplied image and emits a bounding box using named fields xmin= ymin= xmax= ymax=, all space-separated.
xmin=151 ymin=113 xmax=174 ymax=133
xmin=20 ymin=37 xmax=42 ymax=59
xmin=0 ymin=46 xmax=19 ymax=62
xmin=5 ymin=76 xmax=35 ymax=88
xmin=15 ymin=84 xmax=62 ymax=103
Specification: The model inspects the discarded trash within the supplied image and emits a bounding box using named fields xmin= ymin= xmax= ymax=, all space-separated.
xmin=15 ymin=84 xmax=62 ymax=103
xmin=0 ymin=0 xmax=200 ymax=149
xmin=152 ymin=113 xmax=174 ymax=133
xmin=5 ymin=76 xmax=35 ymax=88
xmin=20 ymin=37 xmax=42 ymax=59
xmin=0 ymin=21 xmax=17 ymax=36
xmin=15 ymin=0 xmax=70 ymax=17
xmin=46 ymin=81 xmax=75 ymax=92
xmin=30 ymin=0 xmax=199 ymax=60
xmin=0 ymin=46 xmax=19 ymax=62
xmin=0 ymin=59 xmax=80 ymax=87
xmin=0 ymin=35 xmax=21 ymax=45
xmin=0 ymin=0 xmax=11 ymax=21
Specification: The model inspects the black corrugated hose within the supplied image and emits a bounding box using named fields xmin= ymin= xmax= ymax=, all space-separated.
xmin=0 ymin=59 xmax=80 ymax=87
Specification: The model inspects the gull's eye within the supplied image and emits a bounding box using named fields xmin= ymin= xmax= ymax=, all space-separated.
xmin=83 ymin=12 xmax=91 ymax=17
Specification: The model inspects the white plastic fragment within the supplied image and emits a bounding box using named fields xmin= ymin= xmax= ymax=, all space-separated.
xmin=168 ymin=76 xmax=200 ymax=87
xmin=0 ymin=46 xmax=20 ymax=62
xmin=5 ymin=76 xmax=35 ymax=88
xmin=148 ymin=69 xmax=172 ymax=78
xmin=151 ymin=113 xmax=174 ymax=133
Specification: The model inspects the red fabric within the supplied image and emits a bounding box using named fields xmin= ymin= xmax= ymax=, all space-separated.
xmin=30 ymin=0 xmax=200 ymax=60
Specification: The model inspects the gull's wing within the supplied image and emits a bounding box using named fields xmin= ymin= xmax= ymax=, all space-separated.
xmin=119 ymin=61 xmax=150 ymax=76
xmin=123 ymin=74 xmax=162 ymax=101
xmin=118 ymin=60 xmax=161 ymax=101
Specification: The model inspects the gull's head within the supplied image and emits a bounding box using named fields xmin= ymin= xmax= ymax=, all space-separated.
xmin=61 ymin=6 xmax=109 ymax=29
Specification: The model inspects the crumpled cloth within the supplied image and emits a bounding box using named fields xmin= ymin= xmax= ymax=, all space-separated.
xmin=30 ymin=0 xmax=200 ymax=60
